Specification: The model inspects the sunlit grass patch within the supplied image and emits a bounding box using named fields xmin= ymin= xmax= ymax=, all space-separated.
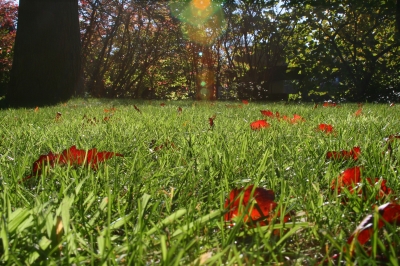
xmin=0 ymin=99 xmax=399 ymax=264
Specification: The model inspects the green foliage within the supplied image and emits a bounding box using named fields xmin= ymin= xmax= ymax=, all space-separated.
xmin=284 ymin=0 xmax=400 ymax=101
xmin=0 ymin=99 xmax=399 ymax=264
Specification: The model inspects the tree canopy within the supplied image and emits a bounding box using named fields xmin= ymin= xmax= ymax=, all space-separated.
xmin=1 ymin=0 xmax=399 ymax=103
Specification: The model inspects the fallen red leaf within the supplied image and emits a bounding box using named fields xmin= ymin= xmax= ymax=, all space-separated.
xmin=287 ymin=114 xmax=305 ymax=124
xmin=225 ymin=185 xmax=292 ymax=229
xmin=134 ymin=105 xmax=142 ymax=113
xmin=160 ymin=103 xmax=166 ymax=107
xmin=24 ymin=146 xmax=123 ymax=181
xmin=209 ymin=117 xmax=214 ymax=127
xmin=55 ymin=112 xmax=62 ymax=121
xmin=250 ymin=120 xmax=269 ymax=130
xmin=384 ymin=133 xmax=400 ymax=143
xmin=354 ymin=108 xmax=362 ymax=117
xmin=348 ymin=203 xmax=400 ymax=246
xmin=260 ymin=110 xmax=274 ymax=118
xmin=225 ymin=185 xmax=277 ymax=225
xmin=326 ymin=147 xmax=361 ymax=160
xmin=331 ymin=166 xmax=362 ymax=194
xmin=242 ymin=99 xmax=249 ymax=105
xmin=331 ymin=166 xmax=392 ymax=199
xmin=323 ymin=102 xmax=337 ymax=107
xmin=151 ymin=141 xmax=176 ymax=152
xmin=317 ymin=123 xmax=334 ymax=133
xmin=104 ymin=107 xmax=116 ymax=113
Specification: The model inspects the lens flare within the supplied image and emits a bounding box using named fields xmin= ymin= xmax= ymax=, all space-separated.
xmin=197 ymin=69 xmax=215 ymax=100
xmin=169 ymin=0 xmax=226 ymax=45
xmin=192 ymin=0 xmax=211 ymax=10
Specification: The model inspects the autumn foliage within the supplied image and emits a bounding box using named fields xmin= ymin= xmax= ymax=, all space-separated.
xmin=224 ymin=185 xmax=291 ymax=227
xmin=250 ymin=120 xmax=269 ymax=130
xmin=24 ymin=146 xmax=123 ymax=181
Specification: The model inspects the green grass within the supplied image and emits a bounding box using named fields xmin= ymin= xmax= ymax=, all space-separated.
xmin=0 ymin=99 xmax=399 ymax=265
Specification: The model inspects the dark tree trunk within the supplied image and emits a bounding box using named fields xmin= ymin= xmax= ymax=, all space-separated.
xmin=7 ymin=0 xmax=81 ymax=107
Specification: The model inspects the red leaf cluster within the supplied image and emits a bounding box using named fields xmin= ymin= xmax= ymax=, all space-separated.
xmin=317 ymin=123 xmax=334 ymax=133
xmin=260 ymin=110 xmax=304 ymax=123
xmin=330 ymin=166 xmax=392 ymax=198
xmin=241 ymin=99 xmax=249 ymax=105
xmin=24 ymin=146 xmax=123 ymax=181
xmin=250 ymin=120 xmax=269 ymax=130
xmin=326 ymin=146 xmax=361 ymax=160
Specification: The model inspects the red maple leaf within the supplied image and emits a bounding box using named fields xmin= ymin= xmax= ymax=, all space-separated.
xmin=225 ymin=186 xmax=277 ymax=225
xmin=23 ymin=146 xmax=123 ymax=181
xmin=326 ymin=146 xmax=361 ymax=160
xmin=250 ymin=120 xmax=269 ymax=130
xmin=225 ymin=185 xmax=291 ymax=228
xmin=317 ymin=123 xmax=334 ymax=133
xmin=331 ymin=166 xmax=392 ymax=199
xmin=260 ymin=110 xmax=274 ymax=118
xmin=347 ymin=203 xmax=400 ymax=246
xmin=331 ymin=166 xmax=362 ymax=194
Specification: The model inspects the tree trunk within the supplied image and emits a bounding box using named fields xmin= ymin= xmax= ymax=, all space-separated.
xmin=7 ymin=0 xmax=81 ymax=107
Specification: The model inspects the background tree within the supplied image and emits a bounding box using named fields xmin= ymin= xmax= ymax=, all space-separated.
xmin=220 ymin=0 xmax=299 ymax=100
xmin=7 ymin=0 xmax=82 ymax=107
xmin=285 ymin=0 xmax=400 ymax=102
xmin=0 ymin=0 xmax=18 ymax=98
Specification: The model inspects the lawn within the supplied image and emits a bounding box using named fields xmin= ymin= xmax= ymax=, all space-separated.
xmin=0 ymin=99 xmax=399 ymax=265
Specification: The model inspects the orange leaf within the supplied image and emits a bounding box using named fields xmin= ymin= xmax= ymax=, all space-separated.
xmin=250 ymin=120 xmax=269 ymax=130
xmin=354 ymin=108 xmax=362 ymax=117
xmin=317 ymin=123 xmax=334 ymax=133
